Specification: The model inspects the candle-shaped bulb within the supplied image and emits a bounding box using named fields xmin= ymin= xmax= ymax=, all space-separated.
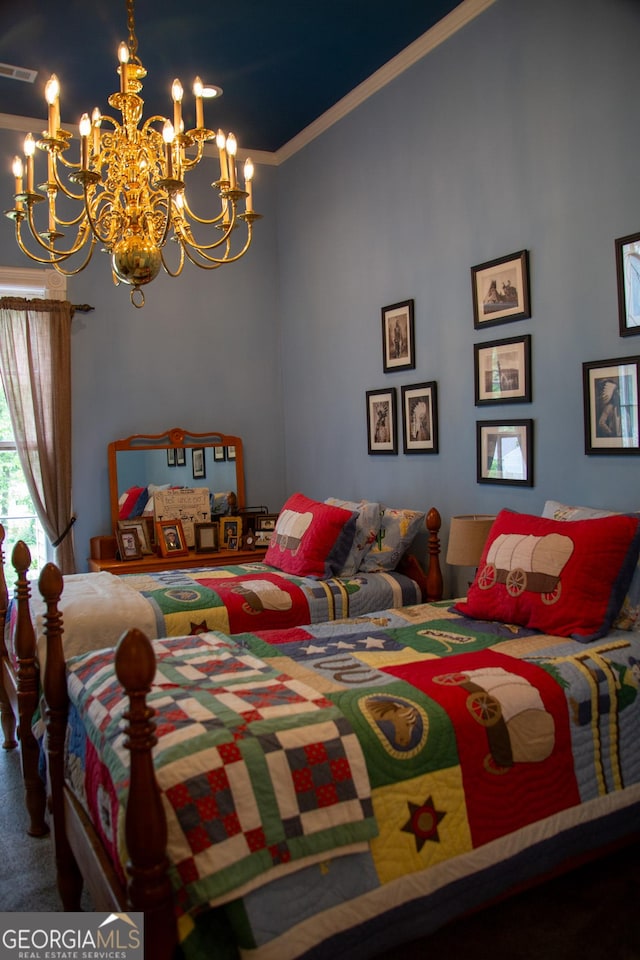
xmin=91 ymin=107 xmax=102 ymax=155
xmin=243 ymin=157 xmax=254 ymax=212
xmin=45 ymin=74 xmax=59 ymax=106
xmin=172 ymin=78 xmax=183 ymax=132
xmin=163 ymin=120 xmax=174 ymax=177
xmin=12 ymin=156 xmax=23 ymax=179
xmin=79 ymin=113 xmax=91 ymax=169
xmin=24 ymin=132 xmax=35 ymax=193
xmin=226 ymin=132 xmax=237 ymax=189
xmin=118 ymin=42 xmax=129 ymax=92
xmin=45 ymin=74 xmax=60 ymax=137
xmin=216 ymin=128 xmax=228 ymax=182
xmin=193 ymin=77 xmax=204 ymax=129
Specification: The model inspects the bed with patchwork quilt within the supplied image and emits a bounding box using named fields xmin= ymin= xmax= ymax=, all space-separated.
xmin=43 ymin=503 xmax=640 ymax=960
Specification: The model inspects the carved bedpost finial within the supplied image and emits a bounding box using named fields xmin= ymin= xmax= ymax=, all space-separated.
xmin=425 ymin=507 xmax=443 ymax=602
xmin=115 ymin=630 xmax=175 ymax=951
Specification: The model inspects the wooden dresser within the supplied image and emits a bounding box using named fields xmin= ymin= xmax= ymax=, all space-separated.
xmin=89 ymin=536 xmax=267 ymax=574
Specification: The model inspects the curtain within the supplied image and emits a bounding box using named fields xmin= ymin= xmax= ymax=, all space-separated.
xmin=0 ymin=297 xmax=76 ymax=574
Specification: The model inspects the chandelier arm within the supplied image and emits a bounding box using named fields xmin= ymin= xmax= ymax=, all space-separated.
xmin=180 ymin=193 xmax=229 ymax=227
xmin=13 ymin=216 xmax=92 ymax=267
xmin=179 ymin=224 xmax=254 ymax=268
xmin=47 ymin=157 xmax=85 ymax=204
xmin=159 ymin=242 xmax=186 ymax=278
xmin=22 ymin=202 xmax=92 ymax=259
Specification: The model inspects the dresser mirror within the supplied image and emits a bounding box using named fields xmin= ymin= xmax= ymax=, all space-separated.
xmin=108 ymin=427 xmax=246 ymax=532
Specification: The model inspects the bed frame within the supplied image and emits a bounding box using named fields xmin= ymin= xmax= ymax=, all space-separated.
xmin=39 ymin=555 xmax=640 ymax=960
xmin=0 ymin=508 xmax=444 ymax=842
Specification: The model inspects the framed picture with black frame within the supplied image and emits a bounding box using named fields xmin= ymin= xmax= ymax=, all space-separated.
xmin=583 ymin=356 xmax=640 ymax=454
xmin=192 ymin=447 xmax=206 ymax=479
xmin=474 ymin=334 xmax=532 ymax=405
xmin=401 ymin=381 xmax=438 ymax=453
xmin=476 ymin=418 xmax=534 ymax=486
xmin=381 ymin=299 xmax=415 ymax=372
xmin=471 ymin=250 xmax=530 ymax=329
xmin=615 ymin=232 xmax=640 ymax=337
xmin=366 ymin=387 xmax=397 ymax=454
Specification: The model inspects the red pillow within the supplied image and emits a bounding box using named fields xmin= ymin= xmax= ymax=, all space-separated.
xmin=118 ymin=486 xmax=145 ymax=519
xmin=454 ymin=509 xmax=640 ymax=641
xmin=265 ymin=493 xmax=357 ymax=579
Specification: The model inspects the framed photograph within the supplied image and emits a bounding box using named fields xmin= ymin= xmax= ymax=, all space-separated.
xmin=176 ymin=447 xmax=186 ymax=467
xmin=166 ymin=447 xmax=176 ymax=467
xmin=366 ymin=387 xmax=397 ymax=454
xmin=615 ymin=232 xmax=640 ymax=337
xmin=213 ymin=445 xmax=226 ymax=461
xmin=255 ymin=513 xmax=278 ymax=546
xmin=583 ymin=356 xmax=640 ymax=454
xmin=192 ymin=447 xmax=206 ymax=479
xmin=118 ymin=518 xmax=153 ymax=555
xmin=220 ymin=516 xmax=242 ymax=548
xmin=401 ymin=381 xmax=438 ymax=454
xmin=382 ymin=299 xmax=415 ymax=373
xmin=476 ymin=419 xmax=534 ymax=486
xmin=156 ymin=519 xmax=189 ymax=558
xmin=471 ymin=250 xmax=530 ymax=329
xmin=115 ymin=525 xmax=142 ymax=561
xmin=194 ymin=521 xmax=219 ymax=553
xmin=474 ymin=334 xmax=532 ymax=405
xmin=227 ymin=445 xmax=237 ymax=460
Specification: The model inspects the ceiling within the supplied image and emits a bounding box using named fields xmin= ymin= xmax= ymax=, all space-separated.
xmin=0 ymin=0 xmax=463 ymax=155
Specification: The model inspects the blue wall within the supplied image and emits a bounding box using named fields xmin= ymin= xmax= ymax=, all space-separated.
xmin=1 ymin=0 xmax=639 ymax=589
xmin=277 ymin=0 xmax=640 ymax=593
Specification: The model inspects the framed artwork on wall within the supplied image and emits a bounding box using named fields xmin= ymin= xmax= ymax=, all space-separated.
xmin=474 ymin=334 xmax=532 ymax=405
xmin=582 ymin=356 xmax=640 ymax=454
xmin=192 ymin=447 xmax=206 ymax=479
xmin=471 ymin=250 xmax=530 ymax=329
xmin=401 ymin=381 xmax=438 ymax=453
xmin=476 ymin=419 xmax=534 ymax=486
xmin=381 ymin=299 xmax=415 ymax=372
xmin=167 ymin=448 xmax=176 ymax=467
xmin=366 ymin=388 xmax=397 ymax=454
xmin=175 ymin=447 xmax=186 ymax=466
xmin=615 ymin=232 xmax=640 ymax=337
xmin=213 ymin=445 xmax=226 ymax=461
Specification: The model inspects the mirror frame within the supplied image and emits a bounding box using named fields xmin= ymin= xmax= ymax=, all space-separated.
xmin=108 ymin=426 xmax=246 ymax=533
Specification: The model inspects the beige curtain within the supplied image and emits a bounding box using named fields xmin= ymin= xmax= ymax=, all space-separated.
xmin=0 ymin=297 xmax=76 ymax=574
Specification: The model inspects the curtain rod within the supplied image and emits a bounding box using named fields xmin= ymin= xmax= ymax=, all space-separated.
xmin=71 ymin=303 xmax=94 ymax=313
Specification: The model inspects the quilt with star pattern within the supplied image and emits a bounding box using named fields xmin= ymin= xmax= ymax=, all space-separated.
xmin=63 ymin=600 xmax=640 ymax=960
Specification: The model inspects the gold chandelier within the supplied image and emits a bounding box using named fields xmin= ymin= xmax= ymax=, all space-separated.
xmin=5 ymin=0 xmax=261 ymax=307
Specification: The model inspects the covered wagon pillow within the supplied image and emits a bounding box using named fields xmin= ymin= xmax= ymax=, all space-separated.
xmin=360 ymin=505 xmax=425 ymax=572
xmin=265 ymin=492 xmax=357 ymax=579
xmin=542 ymin=499 xmax=640 ymax=631
xmin=325 ymin=498 xmax=381 ymax=575
xmin=454 ymin=508 xmax=640 ymax=642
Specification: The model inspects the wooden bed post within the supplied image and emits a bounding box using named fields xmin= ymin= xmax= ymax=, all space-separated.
xmin=426 ymin=507 xmax=443 ymax=602
xmin=41 ymin=562 xmax=84 ymax=908
xmin=13 ymin=540 xmax=48 ymax=836
xmin=0 ymin=523 xmax=18 ymax=749
xmin=115 ymin=629 xmax=177 ymax=960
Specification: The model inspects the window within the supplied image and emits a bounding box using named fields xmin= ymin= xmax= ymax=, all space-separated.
xmin=0 ymin=386 xmax=47 ymax=575
xmin=0 ymin=267 xmax=66 ymax=576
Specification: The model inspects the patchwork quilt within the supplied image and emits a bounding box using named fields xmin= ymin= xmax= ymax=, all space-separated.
xmin=63 ymin=601 xmax=640 ymax=960
xmin=6 ymin=565 xmax=422 ymax=671
xmin=115 ymin=563 xmax=422 ymax=637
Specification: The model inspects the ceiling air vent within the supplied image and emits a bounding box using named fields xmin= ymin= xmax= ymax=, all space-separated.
xmin=0 ymin=63 xmax=37 ymax=83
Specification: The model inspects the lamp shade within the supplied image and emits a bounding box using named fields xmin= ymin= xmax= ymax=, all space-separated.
xmin=446 ymin=514 xmax=496 ymax=567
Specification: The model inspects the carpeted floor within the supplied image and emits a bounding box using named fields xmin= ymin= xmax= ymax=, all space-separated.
xmin=1 ymin=744 xmax=639 ymax=957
